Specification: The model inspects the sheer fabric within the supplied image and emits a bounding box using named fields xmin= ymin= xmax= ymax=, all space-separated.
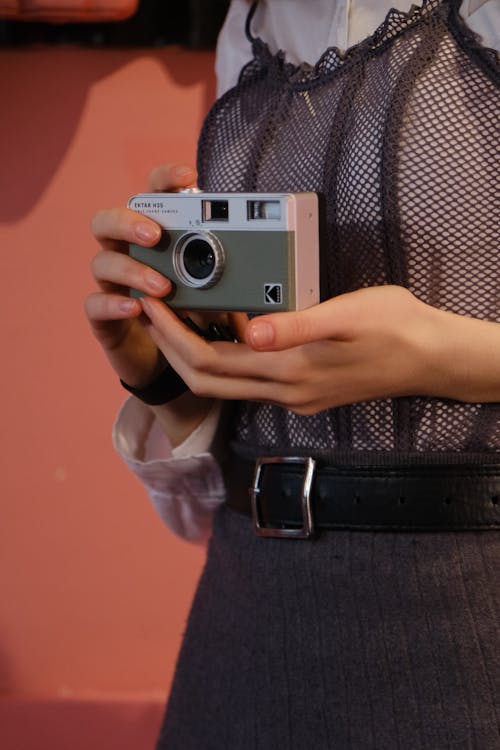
xmin=198 ymin=0 xmax=499 ymax=465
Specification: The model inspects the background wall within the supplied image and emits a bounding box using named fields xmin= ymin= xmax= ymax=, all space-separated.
xmin=0 ymin=44 xmax=216 ymax=747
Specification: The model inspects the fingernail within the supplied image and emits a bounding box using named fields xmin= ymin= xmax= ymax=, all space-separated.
xmin=135 ymin=223 xmax=160 ymax=242
xmin=146 ymin=272 xmax=168 ymax=292
xmin=249 ymin=321 xmax=274 ymax=348
xmin=119 ymin=299 xmax=136 ymax=313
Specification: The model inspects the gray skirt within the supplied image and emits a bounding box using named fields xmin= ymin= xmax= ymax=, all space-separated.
xmin=156 ymin=504 xmax=500 ymax=749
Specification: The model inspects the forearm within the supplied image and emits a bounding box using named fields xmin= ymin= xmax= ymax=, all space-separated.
xmin=424 ymin=307 xmax=500 ymax=403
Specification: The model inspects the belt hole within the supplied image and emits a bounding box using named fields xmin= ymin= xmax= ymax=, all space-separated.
xmin=492 ymin=496 xmax=499 ymax=506
xmin=444 ymin=497 xmax=452 ymax=505
xmin=355 ymin=495 xmax=361 ymax=505
xmin=399 ymin=496 xmax=406 ymax=505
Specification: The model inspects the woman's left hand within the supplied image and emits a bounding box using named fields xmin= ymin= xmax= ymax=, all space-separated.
xmin=138 ymin=285 xmax=457 ymax=415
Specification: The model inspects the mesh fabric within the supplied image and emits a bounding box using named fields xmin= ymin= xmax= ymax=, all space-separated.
xmin=197 ymin=0 xmax=499 ymax=464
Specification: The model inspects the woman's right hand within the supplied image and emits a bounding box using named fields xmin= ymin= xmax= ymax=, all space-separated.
xmin=85 ymin=164 xmax=197 ymax=388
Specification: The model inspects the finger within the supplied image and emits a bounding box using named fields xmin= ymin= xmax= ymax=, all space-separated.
xmin=244 ymin=298 xmax=352 ymax=351
xmin=147 ymin=164 xmax=197 ymax=192
xmin=91 ymin=250 xmax=171 ymax=297
xmin=140 ymin=297 xmax=222 ymax=369
xmin=91 ymin=207 xmax=161 ymax=252
xmin=140 ymin=301 xmax=295 ymax=401
xmin=84 ymin=291 xmax=142 ymax=325
xmin=158 ymin=341 xmax=315 ymax=410
xmin=244 ymin=287 xmax=416 ymax=351
xmin=140 ymin=297 xmax=303 ymax=383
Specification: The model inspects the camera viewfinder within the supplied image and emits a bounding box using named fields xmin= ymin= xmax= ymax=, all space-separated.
xmin=202 ymin=200 xmax=229 ymax=222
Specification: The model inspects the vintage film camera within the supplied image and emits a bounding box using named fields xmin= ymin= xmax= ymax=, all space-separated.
xmin=127 ymin=191 xmax=320 ymax=313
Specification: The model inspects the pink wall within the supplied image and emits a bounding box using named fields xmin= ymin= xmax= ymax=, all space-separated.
xmin=0 ymin=45 xmax=216 ymax=712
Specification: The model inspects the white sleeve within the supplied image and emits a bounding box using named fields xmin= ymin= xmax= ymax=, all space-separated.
xmin=463 ymin=0 xmax=500 ymax=52
xmin=214 ymin=0 xmax=500 ymax=98
xmin=215 ymin=0 xmax=253 ymax=96
xmin=112 ymin=397 xmax=226 ymax=544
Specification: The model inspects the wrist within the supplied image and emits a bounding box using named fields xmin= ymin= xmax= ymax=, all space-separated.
xmin=417 ymin=304 xmax=500 ymax=403
xmin=150 ymin=392 xmax=215 ymax=448
xmin=120 ymin=363 xmax=187 ymax=405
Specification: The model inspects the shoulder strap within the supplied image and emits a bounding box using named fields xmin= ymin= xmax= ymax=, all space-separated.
xmin=245 ymin=1 xmax=260 ymax=43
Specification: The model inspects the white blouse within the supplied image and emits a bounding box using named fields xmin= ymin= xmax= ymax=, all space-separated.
xmin=114 ymin=0 xmax=500 ymax=544
xmin=216 ymin=0 xmax=499 ymax=95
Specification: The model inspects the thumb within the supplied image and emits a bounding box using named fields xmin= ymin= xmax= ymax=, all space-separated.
xmin=147 ymin=163 xmax=197 ymax=192
xmin=245 ymin=300 xmax=344 ymax=351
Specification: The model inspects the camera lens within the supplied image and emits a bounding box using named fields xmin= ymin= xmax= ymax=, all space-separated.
xmin=183 ymin=238 xmax=215 ymax=279
xmin=173 ymin=232 xmax=225 ymax=289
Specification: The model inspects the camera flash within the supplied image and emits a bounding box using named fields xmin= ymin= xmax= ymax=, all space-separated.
xmin=247 ymin=200 xmax=281 ymax=221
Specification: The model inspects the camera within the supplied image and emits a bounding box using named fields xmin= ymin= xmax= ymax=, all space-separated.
xmin=127 ymin=191 xmax=320 ymax=313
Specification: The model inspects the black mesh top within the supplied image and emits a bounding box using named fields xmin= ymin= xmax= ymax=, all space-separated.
xmin=197 ymin=0 xmax=499 ymax=466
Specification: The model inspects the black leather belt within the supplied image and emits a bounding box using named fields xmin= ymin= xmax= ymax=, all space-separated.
xmin=224 ymin=455 xmax=500 ymax=538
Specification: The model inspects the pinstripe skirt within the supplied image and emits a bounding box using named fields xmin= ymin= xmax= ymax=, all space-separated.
xmin=156 ymin=503 xmax=500 ymax=750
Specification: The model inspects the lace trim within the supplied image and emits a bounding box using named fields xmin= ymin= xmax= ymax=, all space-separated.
xmin=243 ymin=0 xmax=498 ymax=88
xmin=448 ymin=0 xmax=500 ymax=80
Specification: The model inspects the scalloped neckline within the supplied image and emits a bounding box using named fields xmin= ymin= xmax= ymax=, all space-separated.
xmin=249 ymin=0 xmax=447 ymax=83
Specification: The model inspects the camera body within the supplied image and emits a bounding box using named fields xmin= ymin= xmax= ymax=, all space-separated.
xmin=128 ymin=191 xmax=320 ymax=313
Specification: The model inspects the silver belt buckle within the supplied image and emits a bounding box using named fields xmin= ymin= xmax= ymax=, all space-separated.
xmin=250 ymin=456 xmax=316 ymax=539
